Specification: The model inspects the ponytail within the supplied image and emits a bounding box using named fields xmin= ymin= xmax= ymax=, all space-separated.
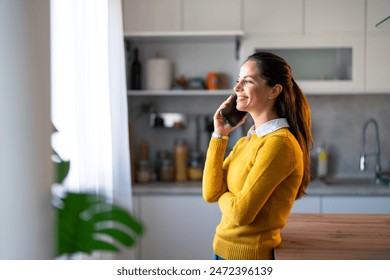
xmin=287 ymin=78 xmax=313 ymax=199
xmin=276 ymin=78 xmax=313 ymax=199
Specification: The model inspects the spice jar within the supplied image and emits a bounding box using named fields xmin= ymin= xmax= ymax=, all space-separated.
xmin=174 ymin=139 xmax=188 ymax=181
xmin=137 ymin=160 xmax=152 ymax=183
xmin=207 ymin=72 xmax=219 ymax=90
xmin=188 ymin=151 xmax=203 ymax=180
xmin=156 ymin=150 xmax=174 ymax=181
xmin=159 ymin=159 xmax=174 ymax=181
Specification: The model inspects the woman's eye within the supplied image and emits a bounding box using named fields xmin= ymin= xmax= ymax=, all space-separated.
xmin=236 ymin=79 xmax=252 ymax=85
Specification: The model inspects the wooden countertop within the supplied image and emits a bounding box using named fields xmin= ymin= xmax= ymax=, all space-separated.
xmin=275 ymin=214 xmax=390 ymax=260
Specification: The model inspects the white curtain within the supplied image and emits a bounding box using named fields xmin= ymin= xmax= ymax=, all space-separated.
xmin=51 ymin=0 xmax=132 ymax=210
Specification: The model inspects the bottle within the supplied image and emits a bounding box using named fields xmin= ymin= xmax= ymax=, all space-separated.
xmin=131 ymin=47 xmax=141 ymax=90
xmin=136 ymin=140 xmax=153 ymax=183
xmin=174 ymin=139 xmax=188 ymax=182
xmin=317 ymin=142 xmax=328 ymax=178
xmin=139 ymin=140 xmax=149 ymax=161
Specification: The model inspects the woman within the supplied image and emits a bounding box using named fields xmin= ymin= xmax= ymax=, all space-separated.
xmin=202 ymin=51 xmax=312 ymax=260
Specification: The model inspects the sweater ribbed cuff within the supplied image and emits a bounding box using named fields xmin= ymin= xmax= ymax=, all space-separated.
xmin=209 ymin=136 xmax=228 ymax=154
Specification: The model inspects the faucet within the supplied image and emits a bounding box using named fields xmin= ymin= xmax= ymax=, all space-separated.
xmin=360 ymin=118 xmax=381 ymax=180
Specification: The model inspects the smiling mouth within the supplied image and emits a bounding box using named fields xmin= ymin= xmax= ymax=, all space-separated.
xmin=237 ymin=96 xmax=248 ymax=101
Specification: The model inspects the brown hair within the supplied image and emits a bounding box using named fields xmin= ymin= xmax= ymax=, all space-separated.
xmin=246 ymin=51 xmax=313 ymax=199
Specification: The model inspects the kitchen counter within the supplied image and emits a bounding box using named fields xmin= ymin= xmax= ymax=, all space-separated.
xmin=275 ymin=213 xmax=390 ymax=260
xmin=133 ymin=179 xmax=390 ymax=196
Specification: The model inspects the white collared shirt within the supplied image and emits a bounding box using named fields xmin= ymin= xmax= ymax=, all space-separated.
xmin=246 ymin=118 xmax=290 ymax=140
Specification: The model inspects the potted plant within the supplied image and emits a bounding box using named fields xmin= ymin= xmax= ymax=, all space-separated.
xmin=53 ymin=154 xmax=143 ymax=258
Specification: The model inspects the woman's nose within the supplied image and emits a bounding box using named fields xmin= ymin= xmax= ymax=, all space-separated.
xmin=234 ymin=81 xmax=242 ymax=92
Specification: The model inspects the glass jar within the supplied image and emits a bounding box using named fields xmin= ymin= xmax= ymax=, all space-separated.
xmin=156 ymin=150 xmax=174 ymax=181
xmin=188 ymin=151 xmax=203 ymax=181
xmin=137 ymin=160 xmax=152 ymax=183
xmin=159 ymin=158 xmax=174 ymax=181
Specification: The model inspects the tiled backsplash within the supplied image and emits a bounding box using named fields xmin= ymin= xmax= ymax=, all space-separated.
xmin=307 ymin=94 xmax=390 ymax=178
xmin=129 ymin=94 xmax=390 ymax=180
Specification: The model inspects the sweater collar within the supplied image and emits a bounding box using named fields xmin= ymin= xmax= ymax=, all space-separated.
xmin=247 ymin=118 xmax=290 ymax=139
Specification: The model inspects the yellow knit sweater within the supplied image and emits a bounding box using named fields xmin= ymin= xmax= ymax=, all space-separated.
xmin=202 ymin=128 xmax=303 ymax=260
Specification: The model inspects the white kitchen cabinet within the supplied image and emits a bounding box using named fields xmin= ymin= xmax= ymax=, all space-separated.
xmin=305 ymin=0 xmax=365 ymax=35
xmin=365 ymin=0 xmax=390 ymax=92
xmin=183 ymin=0 xmax=241 ymax=32
xmin=131 ymin=191 xmax=390 ymax=259
xmin=123 ymin=0 xmax=242 ymax=35
xmin=242 ymin=0 xmax=371 ymax=94
xmin=292 ymin=195 xmax=390 ymax=214
xmin=322 ymin=196 xmax=390 ymax=214
xmin=243 ymin=0 xmax=303 ymax=34
xmin=290 ymin=195 xmax=321 ymax=213
xmin=122 ymin=0 xmax=181 ymax=33
xmin=135 ymin=193 xmax=320 ymax=260
xmin=137 ymin=195 xmax=221 ymax=260
xmin=366 ymin=0 xmax=390 ymax=33
xmin=366 ymin=36 xmax=390 ymax=92
xmin=241 ymin=35 xmax=365 ymax=93
xmin=244 ymin=0 xmax=365 ymax=35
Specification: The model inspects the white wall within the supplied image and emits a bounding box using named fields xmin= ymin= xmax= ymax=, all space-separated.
xmin=0 ymin=0 xmax=54 ymax=259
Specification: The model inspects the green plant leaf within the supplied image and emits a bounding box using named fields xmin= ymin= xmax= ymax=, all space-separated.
xmin=55 ymin=160 xmax=70 ymax=184
xmin=88 ymin=208 xmax=144 ymax=235
xmin=95 ymin=228 xmax=136 ymax=247
xmin=56 ymin=192 xmax=143 ymax=256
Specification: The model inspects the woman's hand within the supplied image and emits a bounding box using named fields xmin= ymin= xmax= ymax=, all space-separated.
xmin=213 ymin=95 xmax=247 ymax=136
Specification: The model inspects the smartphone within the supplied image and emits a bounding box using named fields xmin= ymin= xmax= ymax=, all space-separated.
xmin=220 ymin=95 xmax=247 ymax=127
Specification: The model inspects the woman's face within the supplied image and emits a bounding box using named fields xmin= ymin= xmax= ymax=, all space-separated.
xmin=233 ymin=60 xmax=274 ymax=114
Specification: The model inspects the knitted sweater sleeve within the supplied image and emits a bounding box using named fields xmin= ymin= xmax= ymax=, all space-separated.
xmin=218 ymin=135 xmax=297 ymax=226
xmin=202 ymin=137 xmax=231 ymax=203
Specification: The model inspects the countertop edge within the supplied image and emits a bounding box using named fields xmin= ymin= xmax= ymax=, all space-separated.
xmin=132 ymin=180 xmax=390 ymax=196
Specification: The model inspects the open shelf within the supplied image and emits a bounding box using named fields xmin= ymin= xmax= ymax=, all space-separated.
xmin=127 ymin=89 xmax=233 ymax=96
xmin=124 ymin=31 xmax=244 ymax=42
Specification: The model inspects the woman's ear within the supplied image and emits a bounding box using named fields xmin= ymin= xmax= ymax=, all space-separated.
xmin=268 ymin=84 xmax=283 ymax=99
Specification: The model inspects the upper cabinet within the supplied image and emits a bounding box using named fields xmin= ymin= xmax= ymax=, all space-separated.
xmin=123 ymin=0 xmax=390 ymax=94
xmin=123 ymin=0 xmax=181 ymax=33
xmin=305 ymin=0 xmax=365 ymax=35
xmin=365 ymin=0 xmax=390 ymax=93
xmin=241 ymin=35 xmax=365 ymax=94
xmin=243 ymin=0 xmax=365 ymax=35
xmin=243 ymin=0 xmax=303 ymax=34
xmin=366 ymin=0 xmax=390 ymax=33
xmin=123 ymin=0 xmax=242 ymax=35
xmin=182 ymin=0 xmax=241 ymax=32
xmin=241 ymin=0 xmax=368 ymax=94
